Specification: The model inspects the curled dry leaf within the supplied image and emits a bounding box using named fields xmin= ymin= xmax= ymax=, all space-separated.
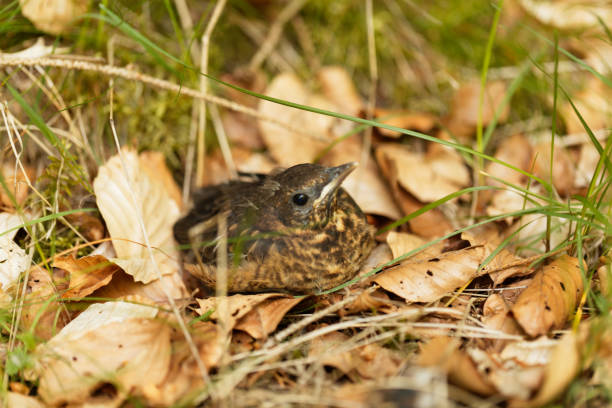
xmin=19 ymin=0 xmax=88 ymax=35
xmin=386 ymin=231 xmax=445 ymax=262
xmin=0 ymin=37 xmax=68 ymax=60
xmin=36 ymin=318 xmax=171 ymax=406
xmin=317 ymin=66 xmax=363 ymax=116
xmin=373 ymin=108 xmax=437 ymax=138
xmin=202 ymin=146 xmax=276 ymax=186
xmin=64 ymin=211 xmax=105 ymax=242
xmin=235 ymin=296 xmax=303 ymax=339
xmin=532 ymin=141 xmax=575 ymax=196
xmin=6 ymin=392 xmax=45 ymax=408
xmin=501 ymin=336 xmax=558 ymax=366
xmin=0 ymin=213 xmax=29 ymax=290
xmin=53 ymin=255 xmax=120 ymax=299
xmin=142 ymin=320 xmax=222 ymax=405
xmin=376 ymin=143 xmax=469 ymax=203
xmin=139 ymin=151 xmax=183 ymax=210
xmin=0 ymin=163 xmax=34 ymax=208
xmin=481 ymin=294 xmax=523 ymax=352
xmin=310 ymin=331 xmax=403 ymax=379
xmin=511 ymin=255 xmax=583 ymax=337
xmin=418 ymin=337 xmax=496 ymax=396
xmin=518 ymin=0 xmax=612 ymax=30
xmin=461 ymin=230 xmax=530 ymax=285
xmin=509 ymin=332 xmax=579 ymax=408
xmin=466 ymin=348 xmax=545 ymax=400
xmin=91 ymin=270 xmax=187 ymax=304
xmin=575 ymin=143 xmax=601 ymax=189
xmin=21 ymin=266 xmax=69 ymax=341
xmin=52 ymin=299 xmax=158 ymax=342
xmin=93 ymin=149 xmax=180 ymax=284
xmin=374 ymin=245 xmax=487 ymax=303
xmin=445 ymin=80 xmax=509 ymax=139
xmin=220 ymin=69 xmax=267 ymax=149
xmin=561 ymin=77 xmax=611 ymax=135
xmin=196 ymin=293 xmax=298 ymax=334
xmin=483 ymin=133 xmax=532 ymax=215
xmin=258 ymin=72 xmax=340 ymax=166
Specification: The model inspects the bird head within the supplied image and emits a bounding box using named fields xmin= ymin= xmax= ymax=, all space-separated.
xmin=268 ymin=162 xmax=357 ymax=229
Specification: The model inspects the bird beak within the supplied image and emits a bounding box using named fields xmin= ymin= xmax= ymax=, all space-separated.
xmin=314 ymin=162 xmax=358 ymax=207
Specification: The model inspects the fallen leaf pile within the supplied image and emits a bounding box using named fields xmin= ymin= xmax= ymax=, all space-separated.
xmin=1 ymin=6 xmax=611 ymax=406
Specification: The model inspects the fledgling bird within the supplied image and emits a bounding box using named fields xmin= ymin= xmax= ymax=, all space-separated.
xmin=173 ymin=162 xmax=376 ymax=294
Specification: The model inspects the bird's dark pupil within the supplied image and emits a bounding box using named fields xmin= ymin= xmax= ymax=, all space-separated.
xmin=292 ymin=193 xmax=309 ymax=206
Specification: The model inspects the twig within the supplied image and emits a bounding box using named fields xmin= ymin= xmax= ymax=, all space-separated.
xmin=0 ymin=57 xmax=315 ymax=140
xmin=196 ymin=0 xmax=227 ymax=189
xmin=210 ymin=103 xmax=237 ymax=178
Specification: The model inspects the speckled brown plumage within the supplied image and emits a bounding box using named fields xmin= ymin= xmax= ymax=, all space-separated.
xmin=173 ymin=162 xmax=376 ymax=294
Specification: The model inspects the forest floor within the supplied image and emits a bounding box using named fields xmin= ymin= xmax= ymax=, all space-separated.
xmin=0 ymin=0 xmax=611 ymax=407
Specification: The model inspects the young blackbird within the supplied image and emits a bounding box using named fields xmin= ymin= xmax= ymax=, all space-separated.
xmin=173 ymin=162 xmax=376 ymax=294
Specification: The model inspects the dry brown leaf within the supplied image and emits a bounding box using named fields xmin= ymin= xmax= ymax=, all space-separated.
xmin=0 ymin=163 xmax=34 ymax=209
xmin=461 ymin=230 xmax=530 ymax=285
xmin=398 ymin=188 xmax=453 ymax=238
xmin=258 ymin=73 xmax=340 ymax=166
xmin=518 ymin=0 xmax=612 ymax=30
xmin=139 ymin=151 xmax=183 ymax=210
xmin=418 ymin=337 xmax=496 ymax=396
xmin=0 ymin=213 xmax=29 ymax=290
xmin=598 ymin=262 xmax=610 ymax=295
xmin=142 ymin=321 xmax=221 ymax=405
xmin=93 ymin=149 xmax=180 ymax=284
xmin=310 ymin=331 xmax=402 ymax=379
xmin=445 ymin=80 xmax=509 ymax=139
xmin=467 ymin=347 xmax=545 ymax=400
xmin=221 ymin=110 xmax=265 ymax=150
xmin=21 ymin=266 xmax=69 ymax=341
xmin=220 ymin=69 xmax=267 ymax=149
xmin=64 ymin=211 xmax=105 ymax=242
xmin=481 ymin=294 xmax=524 ymax=352
xmin=373 ymin=108 xmax=437 ymax=138
xmin=511 ymin=255 xmax=583 ymax=337
xmin=385 ymin=231 xmax=445 ymax=262
xmin=575 ymin=143 xmax=601 ymax=189
xmin=53 ymin=255 xmax=120 ymax=299
xmin=201 ymin=146 xmax=276 ymax=186
xmin=375 ymin=145 xmax=453 ymax=237
xmin=318 ymin=66 xmax=363 ymax=116
xmin=91 ymin=269 xmax=187 ymax=304
xmin=376 ymin=143 xmax=469 ymax=203
xmin=483 ymin=133 xmax=533 ymax=213
xmin=35 ymin=300 xmax=165 ymax=406
xmin=374 ymin=245 xmax=487 ymax=303
xmin=196 ymin=293 xmax=295 ymax=332
xmin=37 ymin=318 xmax=170 ymax=406
xmin=509 ymin=332 xmax=579 ymax=408
xmin=234 ymin=296 xmax=302 ymax=339
xmin=501 ymin=336 xmax=558 ymax=366
xmin=487 ymin=133 xmax=533 ymax=184
xmin=562 ymin=77 xmax=611 ymax=135
xmin=19 ymin=0 xmax=88 ymax=34
xmin=532 ymin=141 xmax=575 ymax=196
xmin=6 ymin=392 xmax=45 ymax=408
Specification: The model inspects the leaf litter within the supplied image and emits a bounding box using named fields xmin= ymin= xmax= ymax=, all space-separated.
xmin=1 ymin=7 xmax=611 ymax=406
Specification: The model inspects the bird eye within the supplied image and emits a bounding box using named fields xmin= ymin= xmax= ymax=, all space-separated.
xmin=292 ymin=193 xmax=309 ymax=206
